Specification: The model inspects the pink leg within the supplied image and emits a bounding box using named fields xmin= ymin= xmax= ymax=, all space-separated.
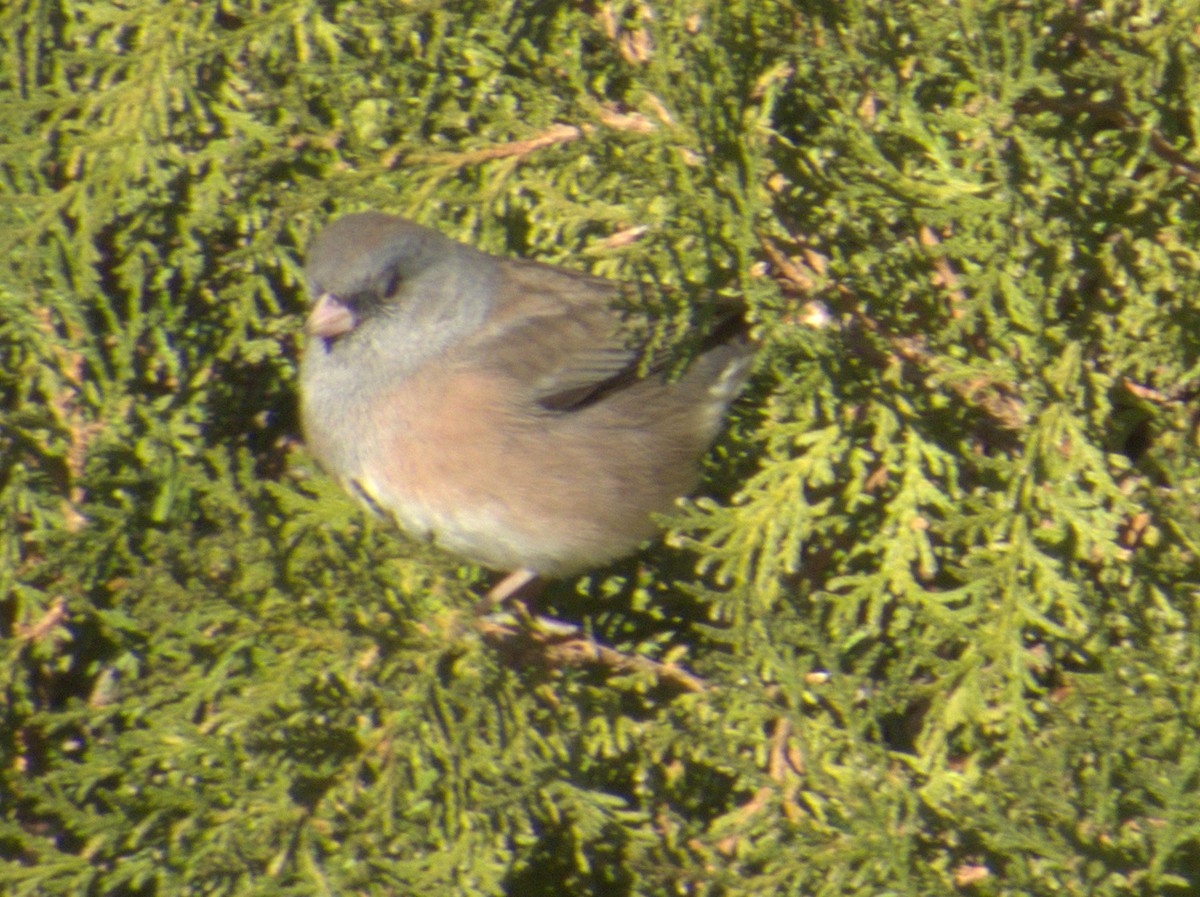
xmin=483 ymin=567 xmax=543 ymax=608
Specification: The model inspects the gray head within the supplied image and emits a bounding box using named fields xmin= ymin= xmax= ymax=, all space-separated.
xmin=303 ymin=213 xmax=463 ymax=339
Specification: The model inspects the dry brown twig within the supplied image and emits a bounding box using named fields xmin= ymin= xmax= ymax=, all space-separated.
xmin=474 ymin=606 xmax=707 ymax=693
xmin=400 ymin=102 xmax=660 ymax=170
xmin=33 ymin=308 xmax=100 ymax=531
xmin=407 ymin=124 xmax=586 ymax=167
xmin=15 ymin=596 xmax=69 ymax=642
xmin=1015 ymin=7 xmax=1200 ymax=186
xmin=714 ymin=717 xmax=806 ymax=855
xmin=759 ymin=234 xmax=820 ymax=293
xmin=761 ymin=234 xmax=1029 ymax=437
xmin=1122 ymin=377 xmax=1200 ymax=405
xmin=855 ymin=313 xmax=1029 ymax=433
xmin=1014 ymin=91 xmax=1200 ymax=187
xmin=595 ymin=1 xmax=656 ymax=65
xmin=918 ymin=225 xmax=967 ymax=317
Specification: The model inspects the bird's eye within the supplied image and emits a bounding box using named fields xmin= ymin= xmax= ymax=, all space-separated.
xmin=381 ymin=269 xmax=402 ymax=298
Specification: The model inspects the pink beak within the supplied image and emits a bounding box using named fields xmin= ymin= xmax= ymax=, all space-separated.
xmin=305 ymin=293 xmax=357 ymax=339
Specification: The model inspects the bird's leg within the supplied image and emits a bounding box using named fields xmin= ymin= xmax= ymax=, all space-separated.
xmin=472 ymin=569 xmax=706 ymax=691
xmin=477 ymin=567 xmax=543 ymax=612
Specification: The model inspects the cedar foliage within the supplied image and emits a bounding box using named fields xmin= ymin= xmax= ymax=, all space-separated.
xmin=3 ymin=1 xmax=1200 ymax=894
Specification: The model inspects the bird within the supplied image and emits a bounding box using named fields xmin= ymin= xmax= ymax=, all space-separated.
xmin=298 ymin=212 xmax=753 ymax=602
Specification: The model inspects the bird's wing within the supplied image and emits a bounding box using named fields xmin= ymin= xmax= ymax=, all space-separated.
xmin=464 ymin=258 xmax=647 ymax=412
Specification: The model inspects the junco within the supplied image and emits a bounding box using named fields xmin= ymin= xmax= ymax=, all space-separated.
xmin=299 ymin=212 xmax=752 ymax=600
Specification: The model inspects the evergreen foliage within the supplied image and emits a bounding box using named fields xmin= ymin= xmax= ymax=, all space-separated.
xmin=3 ymin=1 xmax=1200 ymax=894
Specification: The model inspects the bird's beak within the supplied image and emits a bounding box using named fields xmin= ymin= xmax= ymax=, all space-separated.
xmin=305 ymin=293 xmax=356 ymax=339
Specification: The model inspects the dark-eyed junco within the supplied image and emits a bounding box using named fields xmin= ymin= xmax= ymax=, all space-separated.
xmin=299 ymin=213 xmax=752 ymax=599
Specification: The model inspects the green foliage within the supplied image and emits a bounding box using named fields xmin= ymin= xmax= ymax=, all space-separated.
xmin=3 ymin=0 xmax=1200 ymax=894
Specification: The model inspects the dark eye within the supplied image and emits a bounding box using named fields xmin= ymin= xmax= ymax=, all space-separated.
xmin=381 ymin=268 xmax=402 ymax=298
